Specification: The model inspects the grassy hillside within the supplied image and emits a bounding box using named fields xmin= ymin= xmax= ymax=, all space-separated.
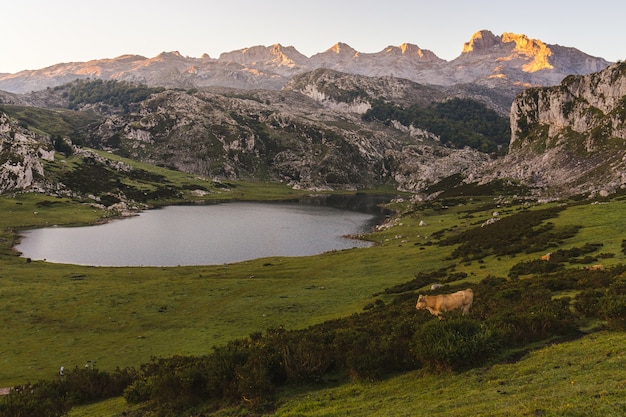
xmin=272 ymin=331 xmax=626 ymax=417
xmin=1 ymin=154 xmax=625 ymax=416
xmin=65 ymin=332 xmax=626 ymax=416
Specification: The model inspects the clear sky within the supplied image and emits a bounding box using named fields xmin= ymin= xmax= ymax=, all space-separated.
xmin=2 ymin=0 xmax=624 ymax=74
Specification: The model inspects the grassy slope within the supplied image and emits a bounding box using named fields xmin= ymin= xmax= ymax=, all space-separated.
xmin=272 ymin=331 xmax=626 ymax=417
xmin=2 ymin=153 xmax=626 ymax=415
xmin=69 ymin=331 xmax=626 ymax=417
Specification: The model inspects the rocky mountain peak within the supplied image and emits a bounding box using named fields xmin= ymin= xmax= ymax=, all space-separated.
xmin=462 ymin=30 xmax=502 ymax=53
xmin=501 ymin=32 xmax=553 ymax=72
xmin=156 ymin=51 xmax=183 ymax=59
xmin=218 ymin=44 xmax=308 ymax=67
xmin=380 ymin=43 xmax=442 ymax=63
xmin=461 ymin=30 xmax=552 ymax=72
xmin=325 ymin=42 xmax=358 ymax=56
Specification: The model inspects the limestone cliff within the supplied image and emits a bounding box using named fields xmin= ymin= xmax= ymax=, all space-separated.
xmin=0 ymin=113 xmax=54 ymax=192
xmin=481 ymin=61 xmax=626 ymax=197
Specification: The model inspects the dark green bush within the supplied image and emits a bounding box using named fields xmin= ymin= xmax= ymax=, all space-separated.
xmin=571 ymin=267 xmax=626 ymax=330
xmin=333 ymin=318 xmax=419 ymax=380
xmin=0 ymin=367 xmax=135 ymax=417
xmin=574 ymin=289 xmax=606 ymax=317
xmin=602 ymin=295 xmax=626 ymax=330
xmin=268 ymin=327 xmax=333 ymax=383
xmin=123 ymin=355 xmax=212 ymax=409
xmin=509 ymin=259 xmax=564 ymax=278
xmin=62 ymin=367 xmax=135 ymax=404
xmin=601 ymin=278 xmax=626 ymax=330
xmin=412 ymin=319 xmax=503 ymax=372
xmin=0 ymin=383 xmax=70 ymax=417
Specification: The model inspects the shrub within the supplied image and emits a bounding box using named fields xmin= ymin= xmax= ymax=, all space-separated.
xmin=412 ymin=318 xmax=503 ymax=372
xmin=602 ymin=294 xmax=626 ymax=330
xmin=574 ymin=289 xmax=606 ymax=317
xmin=602 ymin=278 xmax=626 ymax=330
xmin=509 ymin=259 xmax=564 ymax=278
xmin=0 ymin=367 xmax=135 ymax=417
xmin=268 ymin=327 xmax=333 ymax=383
xmin=0 ymin=383 xmax=70 ymax=417
xmin=492 ymin=297 xmax=580 ymax=345
xmin=123 ymin=355 xmax=212 ymax=409
xmin=333 ymin=319 xmax=419 ymax=380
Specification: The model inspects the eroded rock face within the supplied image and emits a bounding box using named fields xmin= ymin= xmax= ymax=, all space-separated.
xmin=481 ymin=61 xmax=626 ymax=197
xmin=0 ymin=113 xmax=53 ymax=192
xmin=511 ymin=63 xmax=626 ymax=146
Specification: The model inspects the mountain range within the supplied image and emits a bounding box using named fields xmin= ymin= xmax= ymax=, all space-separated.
xmin=1 ymin=29 xmax=624 ymax=202
xmin=0 ymin=30 xmax=611 ymax=99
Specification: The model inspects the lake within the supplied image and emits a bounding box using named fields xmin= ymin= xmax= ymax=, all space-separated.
xmin=16 ymin=198 xmax=387 ymax=267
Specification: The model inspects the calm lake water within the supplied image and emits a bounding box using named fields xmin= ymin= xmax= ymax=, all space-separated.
xmin=16 ymin=199 xmax=385 ymax=267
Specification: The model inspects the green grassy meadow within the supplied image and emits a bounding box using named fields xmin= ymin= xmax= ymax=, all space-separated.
xmin=270 ymin=331 xmax=626 ymax=417
xmin=2 ymin=162 xmax=626 ymax=415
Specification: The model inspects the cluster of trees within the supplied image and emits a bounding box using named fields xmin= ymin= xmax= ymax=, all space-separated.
xmin=362 ymin=98 xmax=510 ymax=153
xmin=66 ymin=79 xmax=164 ymax=111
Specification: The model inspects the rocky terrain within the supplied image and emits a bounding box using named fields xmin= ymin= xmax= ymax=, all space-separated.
xmin=0 ymin=113 xmax=54 ymax=193
xmin=82 ymin=74 xmax=492 ymax=192
xmin=1 ymin=30 xmax=624 ymax=202
xmin=476 ymin=61 xmax=626 ymax=197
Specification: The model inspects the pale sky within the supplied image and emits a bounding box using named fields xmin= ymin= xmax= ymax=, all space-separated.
xmin=1 ymin=0 xmax=624 ymax=74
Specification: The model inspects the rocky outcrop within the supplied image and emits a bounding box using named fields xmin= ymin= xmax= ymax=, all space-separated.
xmin=0 ymin=113 xmax=54 ymax=192
xmin=78 ymin=80 xmax=489 ymax=192
xmin=445 ymin=30 xmax=611 ymax=88
xmin=480 ymin=61 xmax=626 ymax=197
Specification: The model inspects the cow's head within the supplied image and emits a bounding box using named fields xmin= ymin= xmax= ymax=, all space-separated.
xmin=415 ymin=295 xmax=426 ymax=310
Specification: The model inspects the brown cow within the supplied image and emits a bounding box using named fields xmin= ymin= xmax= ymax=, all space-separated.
xmin=415 ymin=288 xmax=474 ymax=318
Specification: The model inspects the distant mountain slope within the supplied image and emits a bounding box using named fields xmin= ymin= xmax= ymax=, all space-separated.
xmin=3 ymin=59 xmax=625 ymax=199
xmin=1 ymin=72 xmax=498 ymax=194
xmin=0 ymin=30 xmax=611 ymax=100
